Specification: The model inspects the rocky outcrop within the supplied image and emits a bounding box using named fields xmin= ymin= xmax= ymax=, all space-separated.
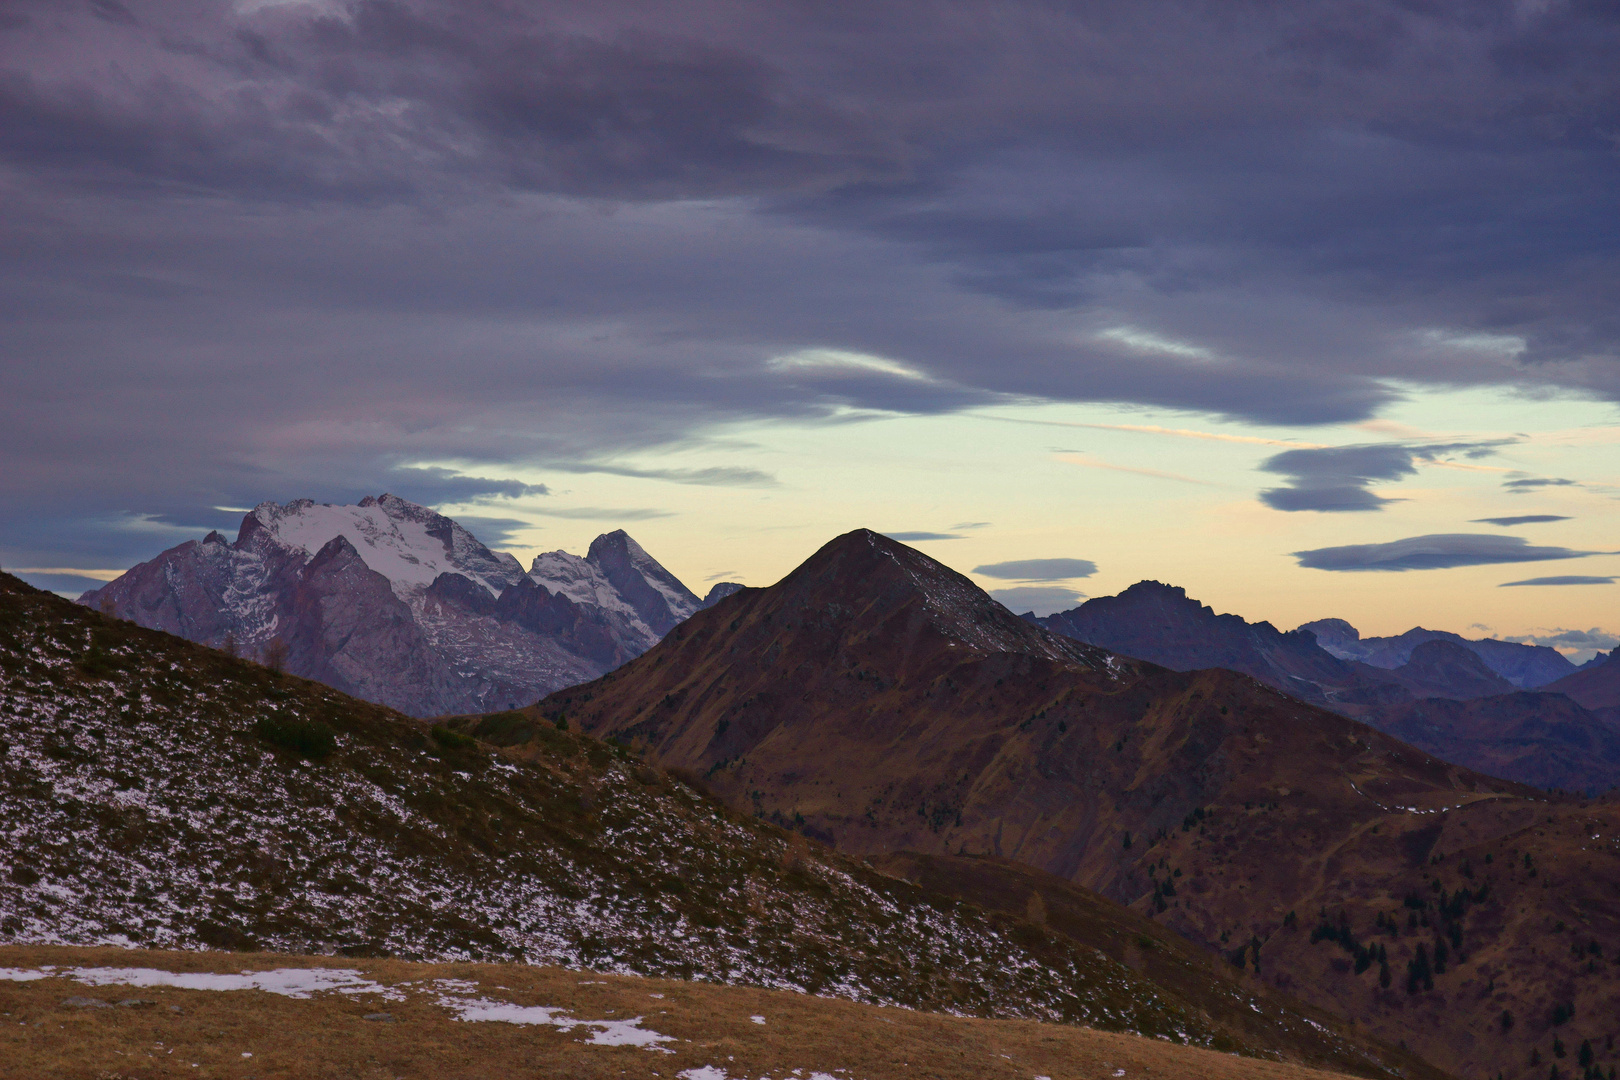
xmin=81 ymin=495 xmax=701 ymax=717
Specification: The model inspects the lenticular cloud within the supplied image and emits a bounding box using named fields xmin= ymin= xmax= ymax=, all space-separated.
xmin=1291 ymin=534 xmax=1601 ymax=573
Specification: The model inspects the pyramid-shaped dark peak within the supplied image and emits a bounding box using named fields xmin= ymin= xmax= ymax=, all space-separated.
xmin=770 ymin=529 xmax=1109 ymax=668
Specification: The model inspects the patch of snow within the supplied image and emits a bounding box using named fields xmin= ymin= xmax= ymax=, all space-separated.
xmin=0 ymin=968 xmax=52 ymax=982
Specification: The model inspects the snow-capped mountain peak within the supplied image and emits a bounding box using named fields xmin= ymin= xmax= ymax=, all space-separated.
xmin=81 ymin=496 xmax=703 ymax=716
xmin=529 ymin=529 xmax=700 ymax=638
xmin=246 ymin=494 xmax=525 ymax=601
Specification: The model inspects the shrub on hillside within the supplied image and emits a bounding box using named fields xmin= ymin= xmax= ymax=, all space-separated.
xmin=254 ymin=714 xmax=336 ymax=761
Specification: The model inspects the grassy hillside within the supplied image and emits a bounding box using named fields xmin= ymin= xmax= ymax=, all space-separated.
xmin=0 ymin=572 xmax=1436 ymax=1078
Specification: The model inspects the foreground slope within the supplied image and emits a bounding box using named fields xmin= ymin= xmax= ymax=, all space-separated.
xmin=0 ymin=573 xmax=1432 ymax=1078
xmin=79 ymin=495 xmax=700 ymax=716
xmin=536 ymin=530 xmax=1620 ymax=1080
xmin=0 ymin=946 xmax=1394 ymax=1080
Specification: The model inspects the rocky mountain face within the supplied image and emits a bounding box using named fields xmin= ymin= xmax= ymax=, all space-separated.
xmin=1032 ymin=582 xmax=1620 ymax=793
xmin=0 ymin=572 xmax=1438 ymax=1079
xmin=524 ymin=530 xmax=1620 ymax=1080
xmin=1037 ymin=581 xmax=1368 ymax=704
xmin=1300 ymin=619 xmax=1578 ymax=688
xmin=78 ymin=495 xmax=701 ymax=717
xmin=1545 ymin=646 xmax=1620 ymax=715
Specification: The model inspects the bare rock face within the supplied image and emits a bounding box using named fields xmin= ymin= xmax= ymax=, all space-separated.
xmin=80 ymin=495 xmax=700 ymax=717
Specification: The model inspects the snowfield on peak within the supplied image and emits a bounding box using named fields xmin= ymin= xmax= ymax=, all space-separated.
xmin=249 ymin=494 xmax=525 ymax=602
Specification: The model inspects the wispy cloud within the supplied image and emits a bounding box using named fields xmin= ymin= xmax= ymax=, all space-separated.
xmin=8 ymin=566 xmax=126 ymax=582
xmin=526 ymin=506 xmax=675 ymax=521
xmin=1472 ymin=514 xmax=1572 ymax=526
xmin=1499 ymin=575 xmax=1614 ymax=586
xmin=1503 ymin=477 xmax=1579 ymax=491
xmin=1054 ymin=454 xmax=1215 ymax=486
xmin=974 ymin=415 xmax=1323 ymax=448
xmin=544 ymin=463 xmax=777 ymax=487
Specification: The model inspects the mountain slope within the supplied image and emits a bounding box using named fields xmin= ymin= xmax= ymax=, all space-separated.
xmin=1300 ymin=620 xmax=1577 ymax=689
xmin=1381 ymin=640 xmax=1515 ymax=701
xmin=1545 ymin=646 xmax=1620 ymax=712
xmin=79 ymin=496 xmax=698 ymax=716
xmin=528 ymin=530 xmax=1620 ymax=1080
xmin=0 ymin=571 xmax=1436 ymax=1078
xmin=1036 ymin=581 xmax=1364 ymax=706
xmin=1032 ymin=582 xmax=1620 ymax=793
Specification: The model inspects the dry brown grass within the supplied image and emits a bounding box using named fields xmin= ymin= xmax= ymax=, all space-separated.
xmin=0 ymin=946 xmax=1371 ymax=1080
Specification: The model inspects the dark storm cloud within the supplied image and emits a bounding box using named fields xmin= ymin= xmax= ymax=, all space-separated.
xmin=973 ymin=558 xmax=1098 ymax=581
xmin=4 ymin=0 xmax=1620 ymax=568
xmin=1499 ymin=575 xmax=1614 ymax=586
xmin=1292 ymin=534 xmax=1602 ymax=572
xmin=1259 ymin=442 xmax=1513 ymax=512
xmin=1472 ymin=514 xmax=1572 ymax=525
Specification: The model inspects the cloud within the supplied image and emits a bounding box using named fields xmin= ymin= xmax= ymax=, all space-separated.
xmin=1503 ymin=477 xmax=1579 ymax=491
xmin=1504 ymin=628 xmax=1620 ymax=653
xmin=1499 ymin=575 xmax=1615 ymax=587
xmin=447 ymin=516 xmax=535 ymax=547
xmin=1054 ymin=455 xmax=1214 ymax=485
xmin=6 ymin=0 xmax=1620 ymax=574
xmin=7 ymin=566 xmax=125 ymax=582
xmin=886 ymin=531 xmax=965 ymax=541
xmin=526 ymin=506 xmax=675 ymax=521
xmin=988 ymin=585 xmax=1086 ymax=616
xmin=544 ymin=463 xmax=777 ymax=487
xmin=1259 ymin=442 xmax=1514 ymax=513
xmin=1292 ymin=534 xmax=1603 ymax=572
xmin=973 ymin=557 xmax=1099 ymax=581
xmin=1472 ymin=514 xmax=1572 ymax=526
xmin=387 ymin=467 xmax=549 ymax=503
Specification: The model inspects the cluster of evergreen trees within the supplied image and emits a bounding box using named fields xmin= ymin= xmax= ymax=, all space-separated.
xmin=1308 ymin=872 xmax=1488 ymax=993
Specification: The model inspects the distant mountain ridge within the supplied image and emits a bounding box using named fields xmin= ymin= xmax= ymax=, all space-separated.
xmin=80 ymin=494 xmax=701 ymax=717
xmin=1030 ymin=580 xmax=1620 ymax=792
xmin=1298 ymin=618 xmax=1578 ymax=687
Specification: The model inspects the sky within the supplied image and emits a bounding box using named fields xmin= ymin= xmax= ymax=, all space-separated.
xmin=2 ymin=0 xmax=1617 ymax=659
